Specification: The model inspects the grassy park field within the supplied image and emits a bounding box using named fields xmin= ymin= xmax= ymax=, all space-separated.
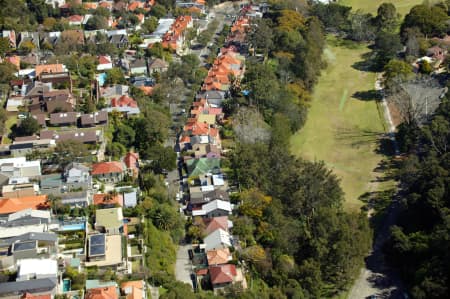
xmin=290 ymin=37 xmax=390 ymax=211
xmin=339 ymin=0 xmax=428 ymax=16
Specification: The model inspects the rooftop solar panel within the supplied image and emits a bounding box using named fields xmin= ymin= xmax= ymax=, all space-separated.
xmin=89 ymin=234 xmax=106 ymax=256
xmin=13 ymin=241 xmax=36 ymax=252
xmin=90 ymin=234 xmax=105 ymax=246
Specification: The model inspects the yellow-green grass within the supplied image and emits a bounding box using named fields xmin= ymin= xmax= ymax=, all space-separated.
xmin=2 ymin=116 xmax=17 ymax=144
xmin=291 ymin=37 xmax=389 ymax=211
xmin=339 ymin=0 xmax=431 ymax=16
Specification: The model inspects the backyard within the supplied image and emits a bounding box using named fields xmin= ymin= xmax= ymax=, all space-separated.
xmin=291 ymin=37 xmax=391 ymax=211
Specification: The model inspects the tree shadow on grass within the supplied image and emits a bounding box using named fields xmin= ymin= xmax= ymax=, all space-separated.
xmin=351 ymin=51 xmax=382 ymax=72
xmin=352 ymin=90 xmax=382 ymax=102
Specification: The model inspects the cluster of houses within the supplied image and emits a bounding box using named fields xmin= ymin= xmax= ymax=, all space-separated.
xmin=176 ymin=5 xmax=264 ymax=293
xmin=0 ymin=151 xmax=144 ymax=299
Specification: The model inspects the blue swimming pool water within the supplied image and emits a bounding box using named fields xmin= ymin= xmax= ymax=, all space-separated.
xmin=60 ymin=222 xmax=85 ymax=231
xmin=63 ymin=279 xmax=71 ymax=292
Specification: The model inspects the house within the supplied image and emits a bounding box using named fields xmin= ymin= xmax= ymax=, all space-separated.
xmin=189 ymin=189 xmax=229 ymax=209
xmin=186 ymin=157 xmax=221 ymax=177
xmin=0 ymin=232 xmax=57 ymax=270
xmin=100 ymin=84 xmax=129 ymax=99
xmin=206 ymin=248 xmax=232 ymax=266
xmin=17 ymin=259 xmax=57 ymax=281
xmin=104 ymin=95 xmax=140 ymax=116
xmin=32 ymin=113 xmax=47 ymax=127
xmin=122 ymin=190 xmax=138 ymax=208
xmin=85 ymin=285 xmax=118 ymax=299
xmin=91 ymin=161 xmax=125 ymax=183
xmin=95 ymin=207 xmax=124 ymax=234
xmin=0 ymin=195 xmax=49 ymax=216
xmin=97 ymin=55 xmax=113 ymax=71
xmin=128 ymin=58 xmax=147 ymax=75
xmin=45 ymin=0 xmax=66 ymax=8
xmin=40 ymin=129 xmax=100 ymax=144
xmin=204 ymin=216 xmax=232 ymax=235
xmin=161 ymin=15 xmax=193 ymax=55
xmin=59 ymin=191 xmax=89 ymax=207
xmin=147 ymin=58 xmax=168 ymax=73
xmin=0 ymin=209 xmax=52 ymax=239
xmin=120 ymin=281 xmax=146 ymax=299
xmin=6 ymin=97 xmax=25 ymax=112
xmin=93 ymin=193 xmax=123 ymax=207
xmin=2 ymin=182 xmax=38 ymax=198
xmin=209 ymin=264 xmax=237 ymax=290
xmin=85 ymin=233 xmax=123 ymax=267
xmin=44 ymin=89 xmax=76 ymax=113
xmin=49 ymin=112 xmax=78 ymax=126
xmin=109 ymin=34 xmax=129 ymax=48
xmin=64 ymin=162 xmax=90 ymax=184
xmin=18 ymin=32 xmax=40 ymax=50
xmin=192 ymin=199 xmax=232 ymax=218
xmin=0 ymin=157 xmax=42 ymax=178
xmin=2 ymin=30 xmax=16 ymax=48
xmin=0 ymin=278 xmax=57 ymax=298
xmin=35 ymin=64 xmax=67 ymax=78
xmin=5 ymin=56 xmax=20 ymax=70
xmin=427 ymin=45 xmax=447 ymax=62
xmin=9 ymin=143 xmax=34 ymax=158
xmin=203 ymin=228 xmax=231 ymax=251
xmin=80 ymin=111 xmax=108 ymax=127
xmin=123 ymin=152 xmax=139 ymax=178
xmin=67 ymin=15 xmax=84 ymax=26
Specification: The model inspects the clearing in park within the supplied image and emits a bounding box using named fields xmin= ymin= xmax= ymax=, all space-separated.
xmin=290 ymin=37 xmax=390 ymax=211
xmin=339 ymin=0 xmax=427 ymax=16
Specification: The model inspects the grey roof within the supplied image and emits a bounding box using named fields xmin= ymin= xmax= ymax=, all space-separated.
xmin=148 ymin=58 xmax=168 ymax=70
xmin=80 ymin=111 xmax=108 ymax=126
xmin=49 ymin=112 xmax=78 ymax=125
xmin=130 ymin=58 xmax=147 ymax=69
xmin=196 ymin=90 xmax=225 ymax=100
xmin=0 ymin=278 xmax=57 ymax=295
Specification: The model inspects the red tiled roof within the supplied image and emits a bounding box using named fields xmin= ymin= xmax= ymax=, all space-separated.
xmin=111 ymin=95 xmax=138 ymax=108
xmin=123 ymin=152 xmax=139 ymax=170
xmin=85 ymin=286 xmax=118 ymax=299
xmin=120 ymin=281 xmax=144 ymax=299
xmin=35 ymin=64 xmax=64 ymax=77
xmin=207 ymin=248 xmax=231 ymax=265
xmin=93 ymin=193 xmax=123 ymax=206
xmin=99 ymin=55 xmax=112 ymax=65
xmin=22 ymin=293 xmax=51 ymax=299
xmin=68 ymin=15 xmax=83 ymax=22
xmin=91 ymin=161 xmax=124 ymax=175
xmin=0 ymin=195 xmax=49 ymax=215
xmin=209 ymin=264 xmax=236 ymax=285
xmin=205 ymin=216 xmax=228 ymax=235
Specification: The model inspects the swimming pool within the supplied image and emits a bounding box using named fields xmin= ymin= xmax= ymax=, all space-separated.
xmin=60 ymin=222 xmax=85 ymax=231
xmin=63 ymin=279 xmax=71 ymax=292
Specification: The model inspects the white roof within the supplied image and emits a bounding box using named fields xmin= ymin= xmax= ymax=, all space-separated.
xmin=8 ymin=209 xmax=51 ymax=222
xmin=212 ymin=174 xmax=224 ymax=186
xmin=9 ymin=177 xmax=30 ymax=184
xmin=193 ymin=199 xmax=231 ymax=216
xmin=153 ymin=18 xmax=175 ymax=36
xmin=0 ymin=224 xmax=46 ymax=239
xmin=17 ymin=258 xmax=58 ymax=278
xmin=204 ymin=228 xmax=231 ymax=251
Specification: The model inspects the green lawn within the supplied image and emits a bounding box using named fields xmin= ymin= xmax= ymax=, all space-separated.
xmin=2 ymin=116 xmax=17 ymax=144
xmin=290 ymin=37 xmax=389 ymax=211
xmin=339 ymin=0 xmax=430 ymax=16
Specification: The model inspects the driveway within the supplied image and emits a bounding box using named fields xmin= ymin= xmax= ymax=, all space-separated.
xmin=175 ymin=244 xmax=193 ymax=287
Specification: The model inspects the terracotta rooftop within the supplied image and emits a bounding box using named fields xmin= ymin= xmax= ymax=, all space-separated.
xmin=85 ymin=286 xmax=118 ymax=299
xmin=35 ymin=64 xmax=64 ymax=77
xmin=93 ymin=193 xmax=123 ymax=206
xmin=0 ymin=195 xmax=49 ymax=215
xmin=207 ymin=248 xmax=231 ymax=266
xmin=92 ymin=161 xmax=124 ymax=175
xmin=111 ymin=95 xmax=138 ymax=108
xmin=123 ymin=152 xmax=139 ymax=170
xmin=120 ymin=281 xmax=144 ymax=299
xmin=209 ymin=264 xmax=237 ymax=285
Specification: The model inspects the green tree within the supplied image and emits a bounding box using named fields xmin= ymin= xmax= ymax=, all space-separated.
xmin=150 ymin=4 xmax=167 ymax=18
xmin=142 ymin=16 xmax=158 ymax=34
xmin=106 ymin=68 xmax=126 ymax=85
xmin=383 ymin=59 xmax=413 ymax=87
xmin=0 ymin=38 xmax=11 ymax=56
xmin=402 ymin=4 xmax=448 ymax=37
xmin=14 ymin=116 xmax=39 ymax=137
xmin=375 ymin=2 xmax=398 ymax=32
xmin=84 ymin=15 xmax=107 ymax=30
xmin=374 ymin=31 xmax=402 ymax=67
xmin=53 ymin=140 xmax=90 ymax=167
xmin=0 ymin=62 xmax=17 ymax=84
